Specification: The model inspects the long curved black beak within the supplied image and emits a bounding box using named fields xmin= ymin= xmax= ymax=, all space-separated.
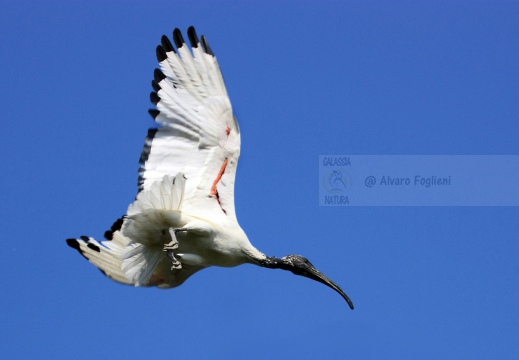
xmin=261 ymin=255 xmax=354 ymax=310
xmin=301 ymin=265 xmax=354 ymax=310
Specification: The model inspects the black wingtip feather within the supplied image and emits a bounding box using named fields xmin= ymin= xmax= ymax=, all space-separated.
xmin=173 ymin=28 xmax=185 ymax=48
xmin=151 ymin=80 xmax=161 ymax=92
xmin=66 ymin=238 xmax=81 ymax=250
xmin=156 ymin=45 xmax=167 ymax=62
xmin=187 ymin=26 xmax=199 ymax=48
xmin=150 ymin=92 xmax=160 ymax=105
xmin=161 ymin=35 xmax=175 ymax=53
xmin=66 ymin=238 xmax=88 ymax=259
xmin=148 ymin=109 xmax=160 ymax=119
xmin=138 ymin=129 xmax=158 ymax=192
xmin=153 ymin=68 xmax=166 ymax=82
xmin=201 ymin=35 xmax=214 ymax=56
xmin=87 ymin=243 xmax=101 ymax=252
xmin=103 ymin=216 xmax=125 ymax=240
xmin=147 ymin=128 xmax=159 ymax=137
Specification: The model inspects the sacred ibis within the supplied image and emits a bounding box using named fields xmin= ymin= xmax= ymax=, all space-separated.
xmin=66 ymin=26 xmax=354 ymax=310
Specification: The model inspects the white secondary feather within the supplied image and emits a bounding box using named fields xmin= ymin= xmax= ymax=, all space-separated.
xmin=121 ymin=242 xmax=163 ymax=286
xmin=128 ymin=173 xmax=185 ymax=217
xmin=121 ymin=173 xmax=187 ymax=285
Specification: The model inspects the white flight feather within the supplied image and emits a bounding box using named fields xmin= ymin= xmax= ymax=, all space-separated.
xmin=122 ymin=174 xmax=186 ymax=285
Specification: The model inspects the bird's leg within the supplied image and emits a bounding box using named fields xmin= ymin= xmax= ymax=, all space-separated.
xmin=164 ymin=227 xmax=187 ymax=250
xmin=162 ymin=221 xmax=213 ymax=269
xmin=163 ymin=227 xmax=187 ymax=270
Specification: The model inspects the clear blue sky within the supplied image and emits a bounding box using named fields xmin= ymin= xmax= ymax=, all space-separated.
xmin=1 ymin=1 xmax=518 ymax=359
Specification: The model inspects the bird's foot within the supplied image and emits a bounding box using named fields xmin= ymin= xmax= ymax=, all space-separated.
xmin=165 ymin=251 xmax=182 ymax=270
xmin=163 ymin=227 xmax=188 ymax=270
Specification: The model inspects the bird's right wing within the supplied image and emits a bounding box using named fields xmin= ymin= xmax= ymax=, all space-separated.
xmin=139 ymin=27 xmax=241 ymax=223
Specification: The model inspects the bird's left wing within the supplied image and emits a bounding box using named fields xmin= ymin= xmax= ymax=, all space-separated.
xmin=67 ymin=218 xmax=206 ymax=289
xmin=140 ymin=27 xmax=241 ymax=222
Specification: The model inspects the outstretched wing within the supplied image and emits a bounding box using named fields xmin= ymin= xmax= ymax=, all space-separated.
xmin=139 ymin=27 xmax=241 ymax=222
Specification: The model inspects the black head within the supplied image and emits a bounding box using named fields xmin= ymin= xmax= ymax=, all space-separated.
xmin=260 ymin=254 xmax=354 ymax=310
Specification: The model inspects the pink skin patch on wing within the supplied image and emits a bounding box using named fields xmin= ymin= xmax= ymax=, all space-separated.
xmin=210 ymin=158 xmax=229 ymax=197
xmin=210 ymin=158 xmax=229 ymax=214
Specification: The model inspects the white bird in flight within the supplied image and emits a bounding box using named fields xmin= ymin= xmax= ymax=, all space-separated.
xmin=66 ymin=26 xmax=354 ymax=310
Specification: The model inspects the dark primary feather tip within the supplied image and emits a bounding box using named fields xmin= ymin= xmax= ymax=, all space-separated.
xmin=66 ymin=238 xmax=80 ymax=250
xmin=151 ymin=80 xmax=161 ymax=92
xmin=148 ymin=109 xmax=160 ymax=119
xmin=87 ymin=243 xmax=101 ymax=252
xmin=104 ymin=230 xmax=113 ymax=240
xmin=156 ymin=45 xmax=167 ymax=62
xmin=150 ymin=92 xmax=160 ymax=105
xmin=187 ymin=26 xmax=199 ymax=47
xmin=147 ymin=128 xmax=159 ymax=137
xmin=173 ymin=28 xmax=185 ymax=48
xmin=201 ymin=35 xmax=214 ymax=56
xmin=104 ymin=217 xmax=125 ymax=240
xmin=161 ymin=35 xmax=175 ymax=53
xmin=154 ymin=68 xmax=166 ymax=82
xmin=80 ymin=235 xmax=89 ymax=241
xmin=66 ymin=238 xmax=88 ymax=259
